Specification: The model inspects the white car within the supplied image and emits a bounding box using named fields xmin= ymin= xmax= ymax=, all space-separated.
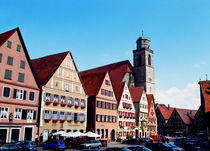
xmin=80 ymin=140 xmax=102 ymax=149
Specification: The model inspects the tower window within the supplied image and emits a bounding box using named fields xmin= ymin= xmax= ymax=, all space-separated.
xmin=148 ymin=54 xmax=151 ymax=66
xmin=138 ymin=55 xmax=142 ymax=66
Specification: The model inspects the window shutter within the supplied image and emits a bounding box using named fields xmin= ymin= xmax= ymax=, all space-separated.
xmin=13 ymin=88 xmax=17 ymax=98
xmin=23 ymin=90 xmax=26 ymax=100
xmin=21 ymin=109 xmax=27 ymax=119
xmin=33 ymin=110 xmax=36 ymax=120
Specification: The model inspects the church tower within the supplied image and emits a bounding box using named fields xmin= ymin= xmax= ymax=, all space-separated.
xmin=133 ymin=32 xmax=155 ymax=95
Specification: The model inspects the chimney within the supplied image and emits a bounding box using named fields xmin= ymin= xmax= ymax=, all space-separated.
xmin=168 ymin=104 xmax=170 ymax=110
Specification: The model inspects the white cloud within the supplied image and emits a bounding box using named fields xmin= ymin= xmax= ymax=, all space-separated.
xmin=155 ymin=83 xmax=200 ymax=110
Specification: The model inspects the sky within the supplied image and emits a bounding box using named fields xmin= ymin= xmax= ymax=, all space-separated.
xmin=1 ymin=0 xmax=210 ymax=109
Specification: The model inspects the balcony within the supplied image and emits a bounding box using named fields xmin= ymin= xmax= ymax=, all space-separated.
xmin=60 ymin=96 xmax=66 ymax=107
xmin=43 ymin=113 xmax=51 ymax=122
xmin=66 ymin=113 xmax=74 ymax=121
xmin=44 ymin=93 xmax=52 ymax=105
xmin=52 ymin=114 xmax=58 ymax=123
xmin=80 ymin=114 xmax=85 ymax=122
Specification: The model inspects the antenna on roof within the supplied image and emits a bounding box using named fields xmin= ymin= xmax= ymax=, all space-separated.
xmin=206 ymin=74 xmax=208 ymax=81
xmin=142 ymin=29 xmax=144 ymax=36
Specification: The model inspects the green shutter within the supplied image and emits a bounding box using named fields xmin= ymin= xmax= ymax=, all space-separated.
xmin=20 ymin=61 xmax=25 ymax=69
xmin=29 ymin=92 xmax=35 ymax=101
xmin=7 ymin=56 xmax=13 ymax=65
xmin=4 ymin=69 xmax=12 ymax=80
xmin=16 ymin=44 xmax=21 ymax=52
xmin=18 ymin=73 xmax=24 ymax=82
xmin=0 ymin=53 xmax=2 ymax=62
xmin=7 ymin=41 xmax=12 ymax=48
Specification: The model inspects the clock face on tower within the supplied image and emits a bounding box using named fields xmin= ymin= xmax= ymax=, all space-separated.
xmin=148 ymin=77 xmax=152 ymax=82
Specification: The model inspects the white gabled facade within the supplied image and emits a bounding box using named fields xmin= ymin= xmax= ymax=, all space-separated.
xmin=117 ymin=83 xmax=136 ymax=139
xmin=138 ymin=90 xmax=148 ymax=138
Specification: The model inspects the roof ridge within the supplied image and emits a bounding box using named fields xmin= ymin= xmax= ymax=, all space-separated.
xmin=32 ymin=51 xmax=69 ymax=61
xmin=0 ymin=27 xmax=19 ymax=46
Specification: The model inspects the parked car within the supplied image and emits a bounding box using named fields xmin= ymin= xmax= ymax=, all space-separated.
xmin=0 ymin=143 xmax=22 ymax=151
xmin=42 ymin=140 xmax=66 ymax=150
xmin=145 ymin=142 xmax=181 ymax=151
xmin=16 ymin=141 xmax=37 ymax=151
xmin=105 ymin=147 xmax=132 ymax=151
xmin=128 ymin=146 xmax=151 ymax=151
xmin=80 ymin=140 xmax=102 ymax=149
xmin=167 ymin=144 xmax=184 ymax=151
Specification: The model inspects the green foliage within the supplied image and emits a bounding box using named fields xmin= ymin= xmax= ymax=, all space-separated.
xmin=126 ymin=135 xmax=133 ymax=139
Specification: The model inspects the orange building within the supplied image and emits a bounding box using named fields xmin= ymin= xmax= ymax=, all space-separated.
xmin=0 ymin=28 xmax=40 ymax=143
xmin=146 ymin=94 xmax=157 ymax=136
xmin=80 ymin=71 xmax=118 ymax=141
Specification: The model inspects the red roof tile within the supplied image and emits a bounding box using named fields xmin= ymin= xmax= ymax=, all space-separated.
xmin=79 ymin=71 xmax=107 ymax=97
xmin=158 ymin=104 xmax=175 ymax=120
xmin=0 ymin=28 xmax=18 ymax=47
xmin=175 ymin=108 xmax=197 ymax=125
xmin=112 ymin=82 xmax=125 ymax=104
xmin=31 ymin=52 xmax=69 ymax=86
xmin=199 ymin=81 xmax=210 ymax=113
xmin=80 ymin=60 xmax=132 ymax=84
xmin=129 ymin=87 xmax=144 ymax=103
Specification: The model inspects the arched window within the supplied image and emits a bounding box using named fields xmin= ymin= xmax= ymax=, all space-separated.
xmin=148 ymin=54 xmax=151 ymax=66
xmin=138 ymin=55 xmax=142 ymax=66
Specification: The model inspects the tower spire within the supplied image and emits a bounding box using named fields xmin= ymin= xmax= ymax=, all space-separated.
xmin=142 ymin=29 xmax=144 ymax=36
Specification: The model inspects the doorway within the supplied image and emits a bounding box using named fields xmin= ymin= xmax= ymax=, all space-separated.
xmin=0 ymin=129 xmax=7 ymax=144
xmin=11 ymin=129 xmax=20 ymax=143
xmin=111 ymin=129 xmax=115 ymax=141
xmin=24 ymin=127 xmax=33 ymax=141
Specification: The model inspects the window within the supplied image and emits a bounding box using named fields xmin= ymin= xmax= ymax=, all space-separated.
xmin=13 ymin=89 xmax=26 ymax=100
xmin=0 ymin=107 xmax=8 ymax=119
xmin=109 ymin=116 xmax=112 ymax=122
xmin=102 ymin=102 xmax=105 ymax=109
xmin=14 ymin=108 xmax=22 ymax=119
xmin=16 ymin=44 xmax=21 ymax=52
xmin=106 ymin=102 xmax=109 ymax=109
xmin=101 ymin=89 xmax=105 ymax=95
xmin=105 ymin=129 xmax=108 ymax=138
xmin=66 ymin=72 xmax=70 ymax=78
xmin=97 ymin=101 xmax=101 ymax=108
xmin=4 ymin=69 xmax=12 ymax=80
xmin=29 ymin=91 xmax=35 ymax=101
xmin=105 ymin=80 xmax=110 ymax=86
xmin=148 ymin=54 xmax=151 ymax=66
xmin=27 ymin=110 xmax=34 ymax=120
xmin=97 ymin=115 xmax=101 ymax=122
xmin=59 ymin=68 xmax=63 ymax=75
xmin=64 ymin=84 xmax=69 ymax=91
xmin=3 ymin=87 xmax=10 ymax=98
xmin=7 ymin=41 xmax=12 ymax=48
xmin=75 ymin=86 xmax=79 ymax=91
xmin=18 ymin=73 xmax=25 ymax=82
xmin=97 ymin=129 xmax=100 ymax=135
xmin=0 ymin=53 xmax=2 ymax=62
xmin=20 ymin=61 xmax=25 ymax=69
xmin=106 ymin=115 xmax=108 ymax=122
xmin=113 ymin=104 xmax=116 ymax=110
xmin=54 ymin=81 xmax=58 ymax=87
xmin=66 ymin=59 xmax=70 ymax=67
xmin=101 ymin=129 xmax=104 ymax=138
xmin=101 ymin=115 xmax=105 ymax=122
xmin=7 ymin=56 xmax=13 ymax=65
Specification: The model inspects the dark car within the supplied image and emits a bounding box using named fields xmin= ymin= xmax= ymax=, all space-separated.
xmin=105 ymin=147 xmax=132 ymax=151
xmin=42 ymin=140 xmax=66 ymax=150
xmin=16 ymin=141 xmax=37 ymax=151
xmin=0 ymin=143 xmax=22 ymax=151
xmin=128 ymin=146 xmax=151 ymax=151
xmin=167 ymin=144 xmax=184 ymax=151
xmin=145 ymin=142 xmax=178 ymax=151
xmin=125 ymin=139 xmax=141 ymax=145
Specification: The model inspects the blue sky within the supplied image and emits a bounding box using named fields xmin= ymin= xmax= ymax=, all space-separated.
xmin=1 ymin=0 xmax=210 ymax=109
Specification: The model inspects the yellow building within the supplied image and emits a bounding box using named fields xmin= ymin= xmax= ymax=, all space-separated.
xmin=31 ymin=51 xmax=87 ymax=142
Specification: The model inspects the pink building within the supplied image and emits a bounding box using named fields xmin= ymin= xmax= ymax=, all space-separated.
xmin=80 ymin=71 xmax=118 ymax=141
xmin=0 ymin=28 xmax=40 ymax=144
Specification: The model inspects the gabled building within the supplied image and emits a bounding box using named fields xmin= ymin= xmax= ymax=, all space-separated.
xmin=0 ymin=28 xmax=40 ymax=143
xmin=32 ymin=51 xmax=87 ymax=142
xmin=146 ymin=94 xmax=157 ymax=136
xmin=129 ymin=87 xmax=148 ymax=138
xmin=80 ymin=71 xmax=118 ymax=141
xmin=166 ymin=108 xmax=197 ymax=136
xmin=199 ymin=80 xmax=210 ymax=139
xmin=155 ymin=104 xmax=174 ymax=135
xmin=114 ymin=82 xmax=135 ymax=139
